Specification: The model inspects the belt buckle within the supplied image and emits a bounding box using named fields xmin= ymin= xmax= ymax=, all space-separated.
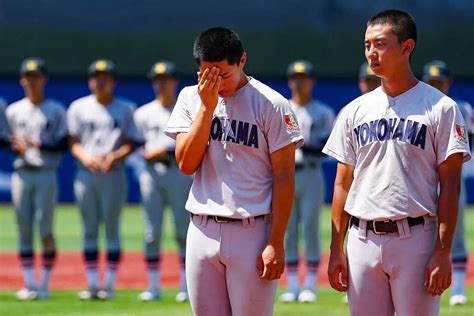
xmin=372 ymin=219 xmax=390 ymax=235
xmin=213 ymin=216 xmax=230 ymax=223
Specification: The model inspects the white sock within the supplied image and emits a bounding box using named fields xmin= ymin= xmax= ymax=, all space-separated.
xmin=23 ymin=266 xmax=35 ymax=290
xmin=38 ymin=268 xmax=52 ymax=292
xmin=105 ymin=268 xmax=117 ymax=291
xmin=179 ymin=267 xmax=187 ymax=292
xmin=148 ymin=269 xmax=160 ymax=293
xmin=286 ymin=270 xmax=299 ymax=294
xmin=304 ymin=271 xmax=317 ymax=291
xmin=86 ymin=268 xmax=98 ymax=290
xmin=451 ymin=270 xmax=466 ymax=297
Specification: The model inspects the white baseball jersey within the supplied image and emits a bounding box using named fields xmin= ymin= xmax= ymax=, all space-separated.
xmin=165 ymin=77 xmax=304 ymax=218
xmin=0 ymin=98 xmax=9 ymax=141
xmin=67 ymin=95 xmax=137 ymax=167
xmin=455 ymin=99 xmax=474 ymax=178
xmin=134 ymin=100 xmax=175 ymax=153
xmin=323 ymin=82 xmax=471 ymax=220
xmin=291 ymin=99 xmax=335 ymax=163
xmin=6 ymin=98 xmax=66 ymax=169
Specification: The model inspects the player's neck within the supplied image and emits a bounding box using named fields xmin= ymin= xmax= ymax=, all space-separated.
xmin=381 ymin=68 xmax=418 ymax=97
xmin=291 ymin=94 xmax=312 ymax=106
xmin=157 ymin=94 xmax=176 ymax=108
xmin=95 ymin=94 xmax=114 ymax=105
xmin=26 ymin=93 xmax=45 ymax=106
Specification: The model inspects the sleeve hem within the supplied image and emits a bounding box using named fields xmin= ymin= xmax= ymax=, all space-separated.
xmin=322 ymin=147 xmax=356 ymax=166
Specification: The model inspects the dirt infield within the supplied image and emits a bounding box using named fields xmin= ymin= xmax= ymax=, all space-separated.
xmin=1 ymin=251 xmax=473 ymax=289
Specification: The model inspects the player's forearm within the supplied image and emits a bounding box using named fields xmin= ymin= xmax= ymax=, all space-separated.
xmin=70 ymin=141 xmax=89 ymax=164
xmin=330 ymin=163 xmax=354 ymax=252
xmin=435 ymin=178 xmax=461 ymax=254
xmin=144 ymin=148 xmax=168 ymax=161
xmin=108 ymin=141 xmax=133 ymax=162
xmin=267 ymin=170 xmax=294 ymax=246
xmin=175 ymin=106 xmax=214 ymax=175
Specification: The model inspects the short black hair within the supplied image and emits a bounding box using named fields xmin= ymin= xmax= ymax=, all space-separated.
xmin=193 ymin=27 xmax=244 ymax=65
xmin=367 ymin=9 xmax=417 ymax=45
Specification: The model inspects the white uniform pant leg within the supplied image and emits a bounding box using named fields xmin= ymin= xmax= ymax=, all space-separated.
xmin=347 ymin=225 xmax=395 ymax=316
xmin=34 ymin=170 xmax=57 ymax=239
xmin=225 ymin=218 xmax=277 ymax=316
xmin=74 ymin=169 xmax=100 ymax=252
xmin=186 ymin=216 xmax=231 ymax=316
xmin=139 ymin=168 xmax=164 ymax=260
xmin=11 ymin=170 xmax=35 ymax=253
xmin=386 ymin=224 xmax=439 ymax=316
xmin=301 ymin=167 xmax=324 ymax=264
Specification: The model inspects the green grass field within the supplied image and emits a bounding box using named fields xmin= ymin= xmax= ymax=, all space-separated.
xmin=1 ymin=204 xmax=473 ymax=315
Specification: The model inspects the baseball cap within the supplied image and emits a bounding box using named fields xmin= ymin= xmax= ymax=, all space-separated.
xmin=359 ymin=62 xmax=378 ymax=80
xmin=422 ymin=60 xmax=451 ymax=81
xmin=287 ymin=60 xmax=316 ymax=78
xmin=20 ymin=57 xmax=47 ymax=76
xmin=147 ymin=61 xmax=178 ymax=79
xmin=88 ymin=59 xmax=116 ymax=77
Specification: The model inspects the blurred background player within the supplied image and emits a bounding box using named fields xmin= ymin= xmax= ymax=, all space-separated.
xmin=134 ymin=61 xmax=192 ymax=302
xmin=423 ymin=60 xmax=474 ymax=306
xmin=358 ymin=62 xmax=381 ymax=94
xmin=0 ymin=97 xmax=8 ymax=148
xmin=279 ymin=60 xmax=335 ymax=303
xmin=6 ymin=58 xmax=67 ymax=300
xmin=67 ymin=59 xmax=137 ymax=300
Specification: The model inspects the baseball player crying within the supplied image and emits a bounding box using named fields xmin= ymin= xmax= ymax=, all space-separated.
xmin=323 ymin=10 xmax=471 ymax=316
xmin=164 ymin=27 xmax=303 ymax=316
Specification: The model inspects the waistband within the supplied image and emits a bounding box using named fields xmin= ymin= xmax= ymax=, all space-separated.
xmin=350 ymin=216 xmax=425 ymax=235
xmin=191 ymin=213 xmax=270 ymax=225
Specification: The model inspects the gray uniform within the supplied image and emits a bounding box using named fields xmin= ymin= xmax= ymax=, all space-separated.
xmin=6 ymin=97 xmax=66 ymax=289
xmin=67 ymin=95 xmax=136 ymax=282
xmin=285 ymin=100 xmax=334 ymax=278
xmin=0 ymin=98 xmax=9 ymax=146
xmin=134 ymin=100 xmax=192 ymax=263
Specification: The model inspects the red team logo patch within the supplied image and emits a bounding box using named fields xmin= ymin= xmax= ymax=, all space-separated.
xmin=284 ymin=113 xmax=299 ymax=131
xmin=455 ymin=124 xmax=467 ymax=143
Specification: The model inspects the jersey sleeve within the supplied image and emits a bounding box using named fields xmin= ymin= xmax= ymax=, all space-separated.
xmin=322 ymin=105 xmax=357 ymax=165
xmin=66 ymin=102 xmax=80 ymax=138
xmin=265 ymin=98 xmax=304 ymax=154
xmin=164 ymin=88 xmax=193 ymax=140
xmin=123 ymin=105 xmax=140 ymax=141
xmin=435 ymin=99 xmax=471 ymax=165
xmin=132 ymin=109 xmax=146 ymax=143
xmin=0 ymin=103 xmax=10 ymax=141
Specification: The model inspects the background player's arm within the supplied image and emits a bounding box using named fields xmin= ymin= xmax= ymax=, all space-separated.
xmin=425 ymin=152 xmax=463 ymax=296
xmin=69 ymin=136 xmax=102 ymax=172
xmin=328 ymin=162 xmax=354 ymax=292
xmin=100 ymin=139 xmax=134 ymax=172
xmin=257 ymin=142 xmax=296 ymax=281
xmin=142 ymin=147 xmax=169 ymax=162
xmin=175 ymin=67 xmax=221 ymax=175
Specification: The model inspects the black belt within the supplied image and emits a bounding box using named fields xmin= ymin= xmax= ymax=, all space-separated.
xmin=350 ymin=216 xmax=424 ymax=235
xmin=295 ymin=161 xmax=319 ymax=171
xmin=191 ymin=214 xmax=266 ymax=223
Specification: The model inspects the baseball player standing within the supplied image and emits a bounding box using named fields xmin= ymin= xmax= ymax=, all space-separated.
xmin=279 ymin=60 xmax=334 ymax=303
xmin=67 ymin=60 xmax=137 ymax=300
xmin=164 ymin=27 xmax=303 ymax=316
xmin=358 ymin=62 xmax=381 ymax=94
xmin=323 ymin=10 xmax=471 ymax=316
xmin=134 ymin=61 xmax=192 ymax=302
xmin=422 ymin=60 xmax=474 ymax=306
xmin=6 ymin=58 xmax=67 ymax=300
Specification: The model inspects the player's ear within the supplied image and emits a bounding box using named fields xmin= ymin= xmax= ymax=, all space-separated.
xmin=239 ymin=52 xmax=247 ymax=69
xmin=402 ymin=39 xmax=415 ymax=56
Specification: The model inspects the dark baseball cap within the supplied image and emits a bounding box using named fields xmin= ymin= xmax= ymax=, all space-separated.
xmin=88 ymin=59 xmax=116 ymax=77
xmin=423 ymin=60 xmax=451 ymax=81
xmin=359 ymin=62 xmax=378 ymax=80
xmin=20 ymin=57 xmax=47 ymax=76
xmin=287 ymin=60 xmax=316 ymax=78
xmin=147 ymin=61 xmax=178 ymax=79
